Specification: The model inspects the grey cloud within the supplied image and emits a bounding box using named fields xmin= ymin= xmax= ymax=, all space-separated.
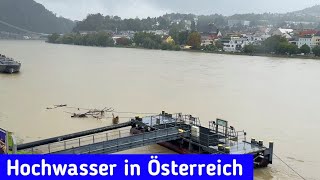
xmin=35 ymin=0 xmax=320 ymax=20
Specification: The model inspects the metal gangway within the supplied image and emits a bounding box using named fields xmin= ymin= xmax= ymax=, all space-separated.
xmin=53 ymin=127 xmax=189 ymax=154
xmin=14 ymin=114 xmax=192 ymax=154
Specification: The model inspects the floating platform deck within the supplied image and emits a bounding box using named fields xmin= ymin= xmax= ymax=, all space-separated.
xmin=12 ymin=111 xmax=274 ymax=168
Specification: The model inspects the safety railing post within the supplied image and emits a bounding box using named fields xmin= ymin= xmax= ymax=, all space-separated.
xmin=79 ymin=138 xmax=81 ymax=147
xmin=93 ymin=135 xmax=95 ymax=144
xmin=64 ymin=141 xmax=66 ymax=150
xmin=155 ymin=130 xmax=157 ymax=141
xmin=106 ymin=133 xmax=108 ymax=141
xmin=117 ymin=138 xmax=119 ymax=152
xmin=48 ymin=144 xmax=51 ymax=153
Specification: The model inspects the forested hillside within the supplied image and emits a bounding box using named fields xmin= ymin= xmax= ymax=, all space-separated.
xmin=0 ymin=0 xmax=74 ymax=34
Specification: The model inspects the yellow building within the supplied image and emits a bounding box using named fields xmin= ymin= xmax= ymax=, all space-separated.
xmin=311 ymin=32 xmax=320 ymax=47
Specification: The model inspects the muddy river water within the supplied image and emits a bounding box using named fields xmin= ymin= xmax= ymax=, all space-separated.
xmin=0 ymin=40 xmax=319 ymax=179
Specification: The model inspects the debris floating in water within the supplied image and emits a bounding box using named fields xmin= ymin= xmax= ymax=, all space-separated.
xmin=46 ymin=104 xmax=67 ymax=110
xmin=63 ymin=107 xmax=114 ymax=119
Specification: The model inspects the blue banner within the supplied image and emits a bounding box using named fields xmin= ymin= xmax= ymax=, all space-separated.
xmin=0 ymin=155 xmax=253 ymax=179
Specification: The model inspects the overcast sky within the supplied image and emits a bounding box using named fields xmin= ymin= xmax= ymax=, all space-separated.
xmin=34 ymin=0 xmax=320 ymax=20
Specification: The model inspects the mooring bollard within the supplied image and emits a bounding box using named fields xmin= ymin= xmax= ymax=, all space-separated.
xmin=251 ymin=137 xmax=256 ymax=144
xmin=225 ymin=147 xmax=231 ymax=154
xmin=269 ymin=141 xmax=274 ymax=163
xmin=259 ymin=140 xmax=264 ymax=147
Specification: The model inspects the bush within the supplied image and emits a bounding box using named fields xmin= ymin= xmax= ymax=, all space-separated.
xmin=300 ymin=44 xmax=311 ymax=54
xmin=161 ymin=43 xmax=181 ymax=51
xmin=312 ymin=45 xmax=320 ymax=57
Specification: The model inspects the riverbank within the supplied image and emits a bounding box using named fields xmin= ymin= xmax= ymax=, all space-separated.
xmin=117 ymin=45 xmax=320 ymax=60
xmin=46 ymin=41 xmax=320 ymax=60
xmin=194 ymin=50 xmax=320 ymax=60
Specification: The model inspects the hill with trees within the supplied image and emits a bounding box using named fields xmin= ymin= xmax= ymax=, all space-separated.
xmin=0 ymin=0 xmax=75 ymax=34
xmin=294 ymin=5 xmax=320 ymax=17
xmin=72 ymin=5 xmax=320 ymax=34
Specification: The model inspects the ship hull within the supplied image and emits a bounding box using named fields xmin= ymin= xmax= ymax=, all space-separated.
xmin=0 ymin=64 xmax=21 ymax=74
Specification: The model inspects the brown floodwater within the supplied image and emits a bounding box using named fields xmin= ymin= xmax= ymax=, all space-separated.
xmin=0 ymin=40 xmax=319 ymax=180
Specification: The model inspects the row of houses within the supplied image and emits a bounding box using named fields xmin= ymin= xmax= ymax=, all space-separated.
xmin=199 ymin=28 xmax=320 ymax=52
xmin=79 ymin=27 xmax=320 ymax=51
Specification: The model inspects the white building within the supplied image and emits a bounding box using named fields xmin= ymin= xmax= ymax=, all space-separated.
xmin=298 ymin=35 xmax=313 ymax=48
xmin=272 ymin=28 xmax=294 ymax=39
xmin=297 ymin=32 xmax=320 ymax=49
xmin=223 ymin=37 xmax=250 ymax=52
xmin=201 ymin=39 xmax=213 ymax=46
xmin=146 ymin=30 xmax=168 ymax=36
xmin=228 ymin=20 xmax=251 ymax=27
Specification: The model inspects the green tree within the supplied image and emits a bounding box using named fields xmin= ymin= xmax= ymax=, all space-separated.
xmin=277 ymin=42 xmax=289 ymax=54
xmin=61 ymin=34 xmax=74 ymax=44
xmin=263 ymin=35 xmax=288 ymax=53
xmin=133 ymin=32 xmax=145 ymax=46
xmin=312 ymin=46 xmax=320 ymax=57
xmin=191 ymin=20 xmax=196 ymax=32
xmin=142 ymin=37 xmax=158 ymax=49
xmin=300 ymin=44 xmax=311 ymax=54
xmin=178 ymin=31 xmax=189 ymax=45
xmin=287 ymin=44 xmax=299 ymax=55
xmin=47 ymin=33 xmax=60 ymax=43
xmin=276 ymin=42 xmax=299 ymax=55
xmin=47 ymin=32 xmax=115 ymax=47
xmin=169 ymin=27 xmax=180 ymax=44
xmin=74 ymin=34 xmax=85 ymax=45
xmin=243 ymin=44 xmax=256 ymax=54
xmin=96 ymin=32 xmax=114 ymax=47
xmin=161 ymin=42 xmax=181 ymax=51
xmin=133 ymin=32 xmax=162 ymax=49
xmin=215 ymin=41 xmax=224 ymax=50
xmin=202 ymin=44 xmax=217 ymax=52
xmin=187 ymin=32 xmax=201 ymax=49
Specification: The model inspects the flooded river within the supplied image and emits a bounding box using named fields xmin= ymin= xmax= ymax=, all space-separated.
xmin=0 ymin=40 xmax=319 ymax=179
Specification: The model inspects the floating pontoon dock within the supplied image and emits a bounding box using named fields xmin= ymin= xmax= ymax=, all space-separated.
xmin=12 ymin=111 xmax=274 ymax=168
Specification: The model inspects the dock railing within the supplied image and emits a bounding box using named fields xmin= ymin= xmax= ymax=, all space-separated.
xmin=79 ymin=127 xmax=190 ymax=154
xmin=20 ymin=128 xmax=132 ymax=154
xmin=20 ymin=123 xmax=191 ymax=154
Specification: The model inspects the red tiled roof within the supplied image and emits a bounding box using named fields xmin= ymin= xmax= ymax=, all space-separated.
xmin=300 ymin=30 xmax=318 ymax=36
